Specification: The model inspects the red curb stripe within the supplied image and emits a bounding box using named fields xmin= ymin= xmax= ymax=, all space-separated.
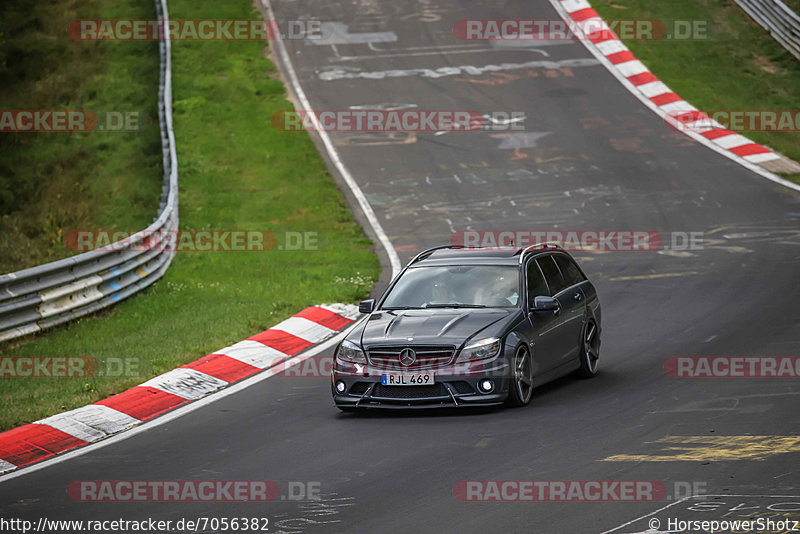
xmin=586 ymin=30 xmax=617 ymax=44
xmin=183 ymin=354 xmax=260 ymax=383
xmin=606 ymin=50 xmax=636 ymax=65
xmin=650 ymin=92 xmax=682 ymax=106
xmin=700 ymin=129 xmax=736 ymax=140
xmin=294 ymin=306 xmax=355 ymax=331
xmin=730 ymin=143 xmax=771 ymax=156
xmin=248 ymin=329 xmax=313 ymax=355
xmin=95 ymin=386 xmax=187 ymax=421
xmin=0 ymin=424 xmax=87 ymax=467
xmin=570 ymin=8 xmax=599 ymax=22
xmin=627 ymin=72 xmax=658 ymax=86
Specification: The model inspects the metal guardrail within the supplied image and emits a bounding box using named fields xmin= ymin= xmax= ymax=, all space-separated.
xmin=735 ymin=0 xmax=800 ymax=61
xmin=0 ymin=0 xmax=179 ymax=343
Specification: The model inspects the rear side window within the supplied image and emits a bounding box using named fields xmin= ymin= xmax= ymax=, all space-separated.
xmin=536 ymin=256 xmax=567 ymax=295
xmin=526 ymin=260 xmax=549 ymax=302
xmin=554 ymin=254 xmax=586 ymax=287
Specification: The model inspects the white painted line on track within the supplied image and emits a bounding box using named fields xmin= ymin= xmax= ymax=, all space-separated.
xmin=259 ymin=0 xmax=401 ymax=278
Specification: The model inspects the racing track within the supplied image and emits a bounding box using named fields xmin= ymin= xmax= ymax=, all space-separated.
xmin=2 ymin=0 xmax=800 ymax=532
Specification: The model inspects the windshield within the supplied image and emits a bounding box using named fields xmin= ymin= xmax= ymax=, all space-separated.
xmin=381 ymin=265 xmax=520 ymax=309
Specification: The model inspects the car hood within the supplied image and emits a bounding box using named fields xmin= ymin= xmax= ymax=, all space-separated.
xmin=357 ymin=308 xmax=519 ymax=348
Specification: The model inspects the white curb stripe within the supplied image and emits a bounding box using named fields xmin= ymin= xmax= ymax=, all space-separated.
xmin=0 ymin=460 xmax=17 ymax=474
xmin=595 ymin=39 xmax=627 ymax=56
xmin=36 ymin=405 xmax=140 ymax=443
xmin=562 ymin=0 xmax=591 ymax=12
xmin=272 ymin=316 xmax=336 ymax=343
xmin=320 ymin=303 xmax=361 ymax=320
xmin=615 ymin=60 xmax=648 ymax=77
xmin=713 ymin=133 xmax=755 ymax=149
xmin=218 ymin=339 xmax=290 ymax=369
xmin=140 ymin=368 xmax=228 ymax=400
xmin=743 ymin=152 xmax=780 ymax=163
xmin=637 ymin=81 xmax=672 ymax=99
xmin=659 ymin=101 xmax=695 ymax=113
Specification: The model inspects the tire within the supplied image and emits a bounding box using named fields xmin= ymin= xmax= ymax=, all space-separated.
xmin=577 ymin=320 xmax=600 ymax=378
xmin=506 ymin=344 xmax=534 ymax=407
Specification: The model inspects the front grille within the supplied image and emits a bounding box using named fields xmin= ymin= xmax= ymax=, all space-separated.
xmin=372 ymin=384 xmax=448 ymax=399
xmin=366 ymin=345 xmax=456 ymax=370
xmin=348 ymin=382 xmax=370 ymax=395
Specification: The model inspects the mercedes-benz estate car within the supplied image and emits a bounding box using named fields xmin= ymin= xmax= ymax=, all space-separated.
xmin=331 ymin=244 xmax=601 ymax=410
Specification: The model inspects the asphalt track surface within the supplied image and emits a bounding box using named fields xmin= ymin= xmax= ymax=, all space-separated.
xmin=2 ymin=0 xmax=800 ymax=532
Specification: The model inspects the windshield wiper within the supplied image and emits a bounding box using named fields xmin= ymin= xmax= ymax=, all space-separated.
xmin=423 ymin=303 xmax=488 ymax=309
xmin=381 ymin=306 xmax=419 ymax=310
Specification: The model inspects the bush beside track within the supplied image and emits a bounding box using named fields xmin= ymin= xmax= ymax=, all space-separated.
xmin=593 ymin=0 xmax=800 ymax=184
xmin=0 ymin=0 xmax=379 ymax=431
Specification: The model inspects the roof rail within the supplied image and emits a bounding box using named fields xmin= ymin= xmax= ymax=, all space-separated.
xmin=409 ymin=245 xmax=463 ymax=266
xmin=517 ymin=242 xmax=563 ymax=264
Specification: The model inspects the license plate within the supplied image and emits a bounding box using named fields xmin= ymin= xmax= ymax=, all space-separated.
xmin=381 ymin=372 xmax=435 ymax=386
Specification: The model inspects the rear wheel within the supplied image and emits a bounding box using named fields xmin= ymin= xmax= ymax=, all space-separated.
xmin=506 ymin=344 xmax=533 ymax=407
xmin=577 ymin=320 xmax=600 ymax=378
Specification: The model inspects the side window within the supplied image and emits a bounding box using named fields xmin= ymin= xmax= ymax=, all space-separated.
xmin=526 ymin=260 xmax=549 ymax=302
xmin=536 ymin=256 xmax=567 ymax=295
xmin=554 ymin=254 xmax=586 ymax=287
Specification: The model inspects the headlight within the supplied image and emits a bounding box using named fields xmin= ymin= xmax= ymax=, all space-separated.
xmin=456 ymin=337 xmax=501 ymax=363
xmin=336 ymin=339 xmax=367 ymax=364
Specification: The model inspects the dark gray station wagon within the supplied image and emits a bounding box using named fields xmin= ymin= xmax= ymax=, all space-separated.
xmin=331 ymin=244 xmax=601 ymax=410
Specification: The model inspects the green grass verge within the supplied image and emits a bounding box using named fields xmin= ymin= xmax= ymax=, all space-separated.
xmin=0 ymin=0 xmax=379 ymax=431
xmin=593 ymin=0 xmax=800 ymax=185
xmin=0 ymin=0 xmax=163 ymax=272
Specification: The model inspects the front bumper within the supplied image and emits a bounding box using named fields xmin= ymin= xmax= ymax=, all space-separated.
xmin=331 ymin=359 xmax=512 ymax=409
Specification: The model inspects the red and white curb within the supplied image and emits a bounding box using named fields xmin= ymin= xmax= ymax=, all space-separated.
xmin=556 ymin=0 xmax=800 ymax=176
xmin=0 ymin=304 xmax=358 ymax=475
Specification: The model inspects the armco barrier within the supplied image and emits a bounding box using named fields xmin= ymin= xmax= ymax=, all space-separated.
xmin=735 ymin=0 xmax=800 ymax=61
xmin=0 ymin=0 xmax=179 ymax=343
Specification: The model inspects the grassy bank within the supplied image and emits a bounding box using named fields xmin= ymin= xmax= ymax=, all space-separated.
xmin=0 ymin=0 xmax=379 ymax=431
xmin=593 ymin=0 xmax=800 ymax=185
xmin=0 ymin=0 xmax=162 ymax=272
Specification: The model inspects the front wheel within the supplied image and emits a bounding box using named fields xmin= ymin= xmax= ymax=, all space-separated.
xmin=577 ymin=320 xmax=600 ymax=378
xmin=506 ymin=344 xmax=533 ymax=407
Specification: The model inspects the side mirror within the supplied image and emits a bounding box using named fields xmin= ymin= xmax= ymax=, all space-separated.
xmin=531 ymin=296 xmax=559 ymax=313
xmin=358 ymin=299 xmax=376 ymax=314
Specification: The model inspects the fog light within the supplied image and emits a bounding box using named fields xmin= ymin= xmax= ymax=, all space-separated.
xmin=478 ymin=379 xmax=494 ymax=393
xmin=335 ymin=380 xmax=346 ymax=394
